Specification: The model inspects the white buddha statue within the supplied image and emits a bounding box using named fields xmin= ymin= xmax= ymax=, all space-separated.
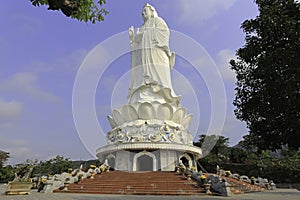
xmin=128 ymin=3 xmax=179 ymax=106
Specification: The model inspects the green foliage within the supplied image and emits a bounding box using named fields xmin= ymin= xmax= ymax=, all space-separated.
xmin=30 ymin=0 xmax=109 ymax=23
xmin=230 ymin=0 xmax=300 ymax=150
xmin=0 ymin=155 xmax=75 ymax=183
xmin=194 ymin=135 xmax=300 ymax=183
xmin=14 ymin=159 xmax=37 ymax=175
xmin=0 ymin=165 xmax=15 ymax=183
xmin=257 ymin=149 xmax=300 ymax=183
xmin=194 ymin=134 xmax=230 ymax=158
xmin=0 ymin=151 xmax=13 ymax=183
xmin=197 ymin=136 xmax=300 ymax=183
xmin=32 ymin=155 xmax=73 ymax=176
xmin=31 ymin=0 xmax=48 ymax=6
xmin=229 ymin=148 xmax=249 ymax=164
xmin=0 ymin=150 xmax=9 ymax=167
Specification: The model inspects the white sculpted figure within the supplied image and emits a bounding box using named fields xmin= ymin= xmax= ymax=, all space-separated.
xmin=128 ymin=3 xmax=179 ymax=106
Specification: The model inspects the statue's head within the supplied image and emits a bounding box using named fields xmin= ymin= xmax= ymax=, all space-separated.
xmin=142 ymin=3 xmax=158 ymax=22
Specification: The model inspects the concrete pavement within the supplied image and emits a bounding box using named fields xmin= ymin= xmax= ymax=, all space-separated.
xmin=1 ymin=184 xmax=299 ymax=200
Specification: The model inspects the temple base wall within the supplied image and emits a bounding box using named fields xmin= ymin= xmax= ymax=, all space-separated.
xmin=96 ymin=143 xmax=202 ymax=171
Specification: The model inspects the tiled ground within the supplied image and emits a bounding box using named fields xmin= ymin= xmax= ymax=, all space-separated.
xmin=0 ymin=186 xmax=299 ymax=200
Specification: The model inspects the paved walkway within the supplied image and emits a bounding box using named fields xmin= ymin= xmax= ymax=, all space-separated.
xmin=1 ymin=184 xmax=299 ymax=200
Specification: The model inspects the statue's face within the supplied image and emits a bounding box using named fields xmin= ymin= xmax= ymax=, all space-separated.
xmin=142 ymin=6 xmax=152 ymax=22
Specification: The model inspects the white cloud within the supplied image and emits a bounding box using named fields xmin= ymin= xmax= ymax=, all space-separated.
xmin=24 ymin=48 xmax=91 ymax=74
xmin=0 ymin=137 xmax=40 ymax=165
xmin=0 ymin=98 xmax=23 ymax=138
xmin=176 ymin=0 xmax=237 ymax=25
xmin=216 ymin=49 xmax=236 ymax=81
xmin=0 ymin=72 xmax=60 ymax=102
xmin=0 ymin=98 xmax=23 ymax=120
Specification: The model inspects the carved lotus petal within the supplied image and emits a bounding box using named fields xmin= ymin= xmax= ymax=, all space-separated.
xmin=165 ymin=120 xmax=180 ymax=127
xmin=182 ymin=114 xmax=192 ymax=129
xmin=112 ymin=109 xmax=126 ymax=125
xmin=156 ymin=103 xmax=173 ymax=120
xmin=138 ymin=102 xmax=155 ymax=120
xmin=121 ymin=104 xmax=138 ymax=122
xmin=107 ymin=115 xmax=118 ymax=129
xmin=171 ymin=108 xmax=186 ymax=124
xmin=127 ymin=119 xmax=145 ymax=126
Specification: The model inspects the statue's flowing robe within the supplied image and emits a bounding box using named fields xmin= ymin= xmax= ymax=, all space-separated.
xmin=129 ymin=17 xmax=179 ymax=105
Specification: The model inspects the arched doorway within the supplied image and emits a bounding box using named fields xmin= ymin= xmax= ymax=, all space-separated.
xmin=180 ymin=156 xmax=189 ymax=167
xmin=133 ymin=151 xmax=157 ymax=171
xmin=137 ymin=155 xmax=153 ymax=171
xmin=106 ymin=154 xmax=115 ymax=170
xmin=179 ymin=153 xmax=193 ymax=168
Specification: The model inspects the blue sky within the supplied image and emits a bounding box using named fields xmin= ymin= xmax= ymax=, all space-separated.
xmin=0 ymin=0 xmax=258 ymax=165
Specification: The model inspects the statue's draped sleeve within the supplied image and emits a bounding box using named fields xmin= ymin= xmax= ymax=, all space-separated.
xmin=141 ymin=17 xmax=170 ymax=55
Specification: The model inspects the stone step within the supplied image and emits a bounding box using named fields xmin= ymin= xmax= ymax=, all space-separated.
xmin=63 ymin=186 xmax=203 ymax=190
xmin=223 ymin=176 xmax=264 ymax=194
xmin=54 ymin=171 xmax=207 ymax=196
xmin=58 ymin=190 xmax=205 ymax=196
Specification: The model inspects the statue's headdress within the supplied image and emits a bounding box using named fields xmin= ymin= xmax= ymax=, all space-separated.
xmin=144 ymin=3 xmax=158 ymax=17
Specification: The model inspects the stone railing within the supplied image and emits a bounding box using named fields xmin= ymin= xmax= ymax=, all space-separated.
xmin=176 ymin=166 xmax=232 ymax=196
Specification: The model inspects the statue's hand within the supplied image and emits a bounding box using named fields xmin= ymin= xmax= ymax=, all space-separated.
xmin=129 ymin=26 xmax=134 ymax=42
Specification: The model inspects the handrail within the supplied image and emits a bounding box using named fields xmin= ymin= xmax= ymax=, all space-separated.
xmin=196 ymin=160 xmax=208 ymax=173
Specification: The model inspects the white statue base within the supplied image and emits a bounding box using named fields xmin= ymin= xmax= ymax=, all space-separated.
xmin=97 ymin=104 xmax=202 ymax=171
xmin=96 ymin=143 xmax=201 ymax=171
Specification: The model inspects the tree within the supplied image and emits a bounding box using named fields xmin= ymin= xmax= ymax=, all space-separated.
xmin=34 ymin=155 xmax=73 ymax=176
xmin=30 ymin=0 xmax=109 ymax=23
xmin=0 ymin=151 xmax=15 ymax=183
xmin=194 ymin=134 xmax=230 ymax=160
xmin=0 ymin=165 xmax=15 ymax=183
xmin=0 ymin=150 xmax=9 ymax=167
xmin=229 ymin=148 xmax=249 ymax=164
xmin=230 ymin=0 xmax=300 ymax=151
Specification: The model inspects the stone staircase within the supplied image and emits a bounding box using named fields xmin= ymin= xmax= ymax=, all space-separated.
xmin=225 ymin=176 xmax=264 ymax=194
xmin=54 ymin=171 xmax=207 ymax=195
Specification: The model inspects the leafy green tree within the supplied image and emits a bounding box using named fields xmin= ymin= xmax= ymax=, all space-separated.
xmin=229 ymin=148 xmax=249 ymax=164
xmin=194 ymin=134 xmax=230 ymax=161
xmin=0 ymin=150 xmax=9 ymax=167
xmin=0 ymin=150 xmax=13 ymax=182
xmin=30 ymin=0 xmax=109 ymax=23
xmin=34 ymin=155 xmax=72 ymax=176
xmin=0 ymin=165 xmax=15 ymax=183
xmin=13 ymin=159 xmax=38 ymax=179
xmin=230 ymin=0 xmax=300 ymax=151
